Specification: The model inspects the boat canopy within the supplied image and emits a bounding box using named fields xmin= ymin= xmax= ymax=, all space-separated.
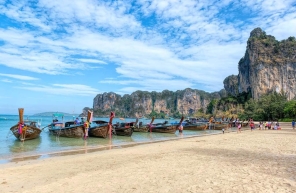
xmin=53 ymin=113 xmax=64 ymax=117
xmin=93 ymin=120 xmax=108 ymax=124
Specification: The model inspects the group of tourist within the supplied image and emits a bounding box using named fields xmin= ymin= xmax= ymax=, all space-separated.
xmin=261 ymin=121 xmax=281 ymax=130
xmin=233 ymin=118 xmax=285 ymax=133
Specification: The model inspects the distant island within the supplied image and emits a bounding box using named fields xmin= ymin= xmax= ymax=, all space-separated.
xmin=32 ymin=112 xmax=79 ymax=117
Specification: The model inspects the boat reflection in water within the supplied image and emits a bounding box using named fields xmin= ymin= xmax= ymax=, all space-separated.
xmin=9 ymin=137 xmax=42 ymax=154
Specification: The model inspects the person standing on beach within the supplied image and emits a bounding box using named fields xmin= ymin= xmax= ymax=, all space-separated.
xmin=276 ymin=122 xmax=281 ymax=130
xmin=250 ymin=122 xmax=255 ymax=131
xmin=292 ymin=120 xmax=295 ymax=130
xmin=237 ymin=122 xmax=241 ymax=133
xmin=268 ymin=121 xmax=272 ymax=130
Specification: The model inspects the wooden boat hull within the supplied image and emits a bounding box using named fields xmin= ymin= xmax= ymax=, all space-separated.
xmin=150 ymin=125 xmax=177 ymax=134
xmin=242 ymin=122 xmax=248 ymax=127
xmin=183 ymin=124 xmax=207 ymax=130
xmin=49 ymin=125 xmax=85 ymax=138
xmin=114 ymin=127 xmax=133 ymax=136
xmin=209 ymin=124 xmax=228 ymax=130
xmin=10 ymin=124 xmax=41 ymax=141
xmin=88 ymin=125 xmax=109 ymax=138
xmin=133 ymin=126 xmax=149 ymax=132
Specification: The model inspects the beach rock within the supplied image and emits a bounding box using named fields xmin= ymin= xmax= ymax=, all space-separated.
xmin=223 ymin=75 xmax=239 ymax=96
xmin=236 ymin=28 xmax=296 ymax=99
xmin=92 ymin=88 xmax=226 ymax=117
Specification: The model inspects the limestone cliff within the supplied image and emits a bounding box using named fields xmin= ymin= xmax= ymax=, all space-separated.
xmin=92 ymin=88 xmax=226 ymax=117
xmin=223 ymin=75 xmax=239 ymax=96
xmin=237 ymin=28 xmax=296 ymax=99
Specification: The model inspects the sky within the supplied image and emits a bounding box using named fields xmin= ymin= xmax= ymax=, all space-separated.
xmin=0 ymin=0 xmax=296 ymax=115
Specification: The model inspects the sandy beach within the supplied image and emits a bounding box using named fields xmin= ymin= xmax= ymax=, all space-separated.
xmin=1 ymin=126 xmax=295 ymax=193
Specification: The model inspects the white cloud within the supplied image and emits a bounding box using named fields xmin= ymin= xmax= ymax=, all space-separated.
xmin=76 ymin=58 xmax=107 ymax=64
xmin=18 ymin=84 xmax=100 ymax=96
xmin=1 ymin=79 xmax=12 ymax=83
xmin=100 ymin=80 xmax=139 ymax=85
xmin=0 ymin=73 xmax=38 ymax=80
xmin=264 ymin=11 xmax=296 ymax=40
xmin=0 ymin=0 xmax=295 ymax=94
xmin=0 ymin=28 xmax=34 ymax=46
xmin=240 ymin=0 xmax=295 ymax=12
xmin=0 ymin=2 xmax=51 ymax=31
xmin=37 ymin=0 xmax=141 ymax=34
xmin=20 ymin=82 xmax=35 ymax=86
xmin=101 ymin=77 xmax=195 ymax=94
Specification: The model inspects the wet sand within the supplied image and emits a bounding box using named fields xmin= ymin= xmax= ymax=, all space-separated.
xmin=0 ymin=126 xmax=295 ymax=193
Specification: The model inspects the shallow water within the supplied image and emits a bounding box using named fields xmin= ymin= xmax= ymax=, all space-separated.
xmin=0 ymin=115 xmax=229 ymax=162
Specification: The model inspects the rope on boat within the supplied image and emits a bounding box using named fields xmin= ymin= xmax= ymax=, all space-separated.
xmin=6 ymin=130 xmax=12 ymax=138
xmin=108 ymin=112 xmax=115 ymax=138
xmin=41 ymin=124 xmax=51 ymax=131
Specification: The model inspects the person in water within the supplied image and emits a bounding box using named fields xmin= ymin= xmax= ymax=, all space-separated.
xmin=178 ymin=124 xmax=183 ymax=133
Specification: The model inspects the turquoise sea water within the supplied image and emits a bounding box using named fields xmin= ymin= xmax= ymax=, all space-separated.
xmin=0 ymin=115 xmax=226 ymax=162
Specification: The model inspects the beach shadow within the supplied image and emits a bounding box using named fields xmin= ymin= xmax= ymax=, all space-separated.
xmin=181 ymin=147 xmax=296 ymax=181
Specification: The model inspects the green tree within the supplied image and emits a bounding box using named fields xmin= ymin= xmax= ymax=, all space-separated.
xmin=149 ymin=110 xmax=158 ymax=118
xmin=240 ymin=98 xmax=257 ymax=120
xmin=257 ymin=91 xmax=287 ymax=120
xmin=284 ymin=100 xmax=296 ymax=118
xmin=206 ymin=99 xmax=217 ymax=114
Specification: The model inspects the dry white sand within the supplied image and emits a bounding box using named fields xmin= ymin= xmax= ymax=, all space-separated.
xmin=0 ymin=127 xmax=295 ymax=193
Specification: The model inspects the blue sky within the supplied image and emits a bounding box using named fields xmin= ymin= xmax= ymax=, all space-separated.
xmin=0 ymin=0 xmax=296 ymax=115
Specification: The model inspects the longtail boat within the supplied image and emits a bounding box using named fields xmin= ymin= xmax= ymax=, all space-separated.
xmin=183 ymin=118 xmax=208 ymax=130
xmin=113 ymin=121 xmax=135 ymax=137
xmin=48 ymin=113 xmax=84 ymax=138
xmin=242 ymin=121 xmax=249 ymax=127
xmin=206 ymin=117 xmax=228 ymax=130
xmin=134 ymin=117 xmax=154 ymax=132
xmin=212 ymin=123 xmax=228 ymax=130
xmin=133 ymin=122 xmax=149 ymax=132
xmin=10 ymin=108 xmax=42 ymax=141
xmin=89 ymin=112 xmax=114 ymax=138
xmin=183 ymin=122 xmax=208 ymax=130
xmin=148 ymin=117 xmax=183 ymax=134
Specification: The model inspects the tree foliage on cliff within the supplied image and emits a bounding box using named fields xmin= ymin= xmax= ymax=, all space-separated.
xmin=239 ymin=91 xmax=291 ymax=121
xmin=204 ymin=90 xmax=296 ymax=121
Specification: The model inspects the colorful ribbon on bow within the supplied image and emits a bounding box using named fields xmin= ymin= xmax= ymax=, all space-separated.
xmin=18 ymin=122 xmax=23 ymax=134
xmin=108 ymin=112 xmax=115 ymax=138
xmin=148 ymin=123 xmax=153 ymax=132
xmin=83 ymin=121 xmax=89 ymax=140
